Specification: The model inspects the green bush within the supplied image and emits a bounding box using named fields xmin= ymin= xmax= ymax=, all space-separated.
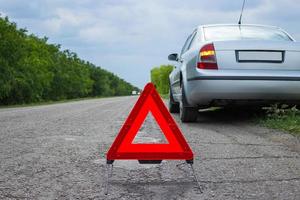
xmin=150 ymin=65 xmax=173 ymax=94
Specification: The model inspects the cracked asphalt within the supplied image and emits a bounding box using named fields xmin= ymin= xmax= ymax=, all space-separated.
xmin=0 ymin=96 xmax=299 ymax=199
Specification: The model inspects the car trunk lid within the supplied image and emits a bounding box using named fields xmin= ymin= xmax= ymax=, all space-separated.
xmin=213 ymin=40 xmax=300 ymax=70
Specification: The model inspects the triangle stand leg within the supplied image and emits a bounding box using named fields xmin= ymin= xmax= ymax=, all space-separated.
xmin=189 ymin=163 xmax=203 ymax=193
xmin=176 ymin=160 xmax=203 ymax=193
xmin=176 ymin=162 xmax=187 ymax=168
xmin=105 ymin=162 xmax=114 ymax=195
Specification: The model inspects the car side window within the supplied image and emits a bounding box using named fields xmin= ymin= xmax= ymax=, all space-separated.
xmin=180 ymin=34 xmax=192 ymax=56
xmin=180 ymin=35 xmax=191 ymax=55
xmin=187 ymin=31 xmax=198 ymax=50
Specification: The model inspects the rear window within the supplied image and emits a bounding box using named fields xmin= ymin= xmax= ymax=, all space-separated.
xmin=204 ymin=25 xmax=292 ymax=42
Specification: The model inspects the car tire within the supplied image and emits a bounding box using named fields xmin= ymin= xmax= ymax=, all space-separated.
xmin=179 ymin=84 xmax=198 ymax=122
xmin=168 ymin=88 xmax=179 ymax=113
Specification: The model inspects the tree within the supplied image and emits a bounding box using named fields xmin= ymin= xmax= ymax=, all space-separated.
xmin=150 ymin=65 xmax=173 ymax=94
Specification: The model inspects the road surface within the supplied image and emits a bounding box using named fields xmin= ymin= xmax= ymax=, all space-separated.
xmin=0 ymin=96 xmax=299 ymax=199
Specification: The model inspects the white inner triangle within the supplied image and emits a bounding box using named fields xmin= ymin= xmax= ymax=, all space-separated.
xmin=132 ymin=111 xmax=169 ymax=144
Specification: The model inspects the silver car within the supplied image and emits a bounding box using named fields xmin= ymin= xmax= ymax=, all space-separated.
xmin=168 ymin=24 xmax=300 ymax=122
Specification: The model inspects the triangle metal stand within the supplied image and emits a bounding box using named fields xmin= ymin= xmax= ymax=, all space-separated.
xmin=104 ymin=159 xmax=203 ymax=195
xmin=176 ymin=161 xmax=203 ymax=193
xmin=105 ymin=160 xmax=114 ymax=195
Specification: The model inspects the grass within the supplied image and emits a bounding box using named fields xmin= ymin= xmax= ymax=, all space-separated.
xmin=259 ymin=104 xmax=300 ymax=136
xmin=260 ymin=113 xmax=300 ymax=136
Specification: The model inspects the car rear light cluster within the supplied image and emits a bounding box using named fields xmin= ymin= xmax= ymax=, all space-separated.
xmin=197 ymin=43 xmax=218 ymax=70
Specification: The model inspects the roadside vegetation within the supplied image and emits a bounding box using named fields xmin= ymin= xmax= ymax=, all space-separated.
xmin=260 ymin=104 xmax=300 ymax=136
xmin=150 ymin=65 xmax=173 ymax=96
xmin=0 ymin=16 xmax=139 ymax=106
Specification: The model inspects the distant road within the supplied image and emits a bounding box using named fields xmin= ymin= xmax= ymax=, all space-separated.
xmin=0 ymin=97 xmax=299 ymax=199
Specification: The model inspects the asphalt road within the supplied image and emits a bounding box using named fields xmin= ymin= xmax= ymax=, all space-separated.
xmin=0 ymin=96 xmax=299 ymax=200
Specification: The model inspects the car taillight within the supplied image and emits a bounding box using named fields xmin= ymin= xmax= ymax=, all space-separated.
xmin=197 ymin=43 xmax=218 ymax=70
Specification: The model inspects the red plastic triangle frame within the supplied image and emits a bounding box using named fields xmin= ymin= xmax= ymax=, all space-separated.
xmin=106 ymin=83 xmax=193 ymax=162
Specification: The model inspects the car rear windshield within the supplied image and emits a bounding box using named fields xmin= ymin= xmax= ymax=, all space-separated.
xmin=203 ymin=25 xmax=292 ymax=42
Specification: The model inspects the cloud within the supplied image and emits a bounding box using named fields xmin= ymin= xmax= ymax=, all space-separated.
xmin=0 ymin=0 xmax=300 ymax=87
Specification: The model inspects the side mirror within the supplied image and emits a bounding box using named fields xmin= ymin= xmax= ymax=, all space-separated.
xmin=168 ymin=53 xmax=178 ymax=61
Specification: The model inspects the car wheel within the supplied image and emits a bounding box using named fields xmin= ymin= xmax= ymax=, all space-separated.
xmin=179 ymin=84 xmax=198 ymax=122
xmin=168 ymin=88 xmax=179 ymax=113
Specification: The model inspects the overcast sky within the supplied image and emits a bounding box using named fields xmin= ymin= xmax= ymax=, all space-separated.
xmin=1 ymin=0 xmax=299 ymax=88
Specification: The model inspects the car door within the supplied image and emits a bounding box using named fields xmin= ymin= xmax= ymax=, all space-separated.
xmin=172 ymin=31 xmax=197 ymax=100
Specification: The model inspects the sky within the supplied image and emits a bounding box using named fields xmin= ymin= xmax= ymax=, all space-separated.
xmin=0 ymin=0 xmax=300 ymax=88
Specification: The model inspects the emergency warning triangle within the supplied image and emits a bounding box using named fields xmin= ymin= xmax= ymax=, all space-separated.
xmin=106 ymin=83 xmax=193 ymax=162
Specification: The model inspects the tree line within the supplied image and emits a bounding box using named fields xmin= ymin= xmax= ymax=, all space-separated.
xmin=150 ymin=65 xmax=173 ymax=94
xmin=0 ymin=16 xmax=139 ymax=105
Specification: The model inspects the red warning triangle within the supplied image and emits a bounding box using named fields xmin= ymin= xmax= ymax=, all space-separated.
xmin=106 ymin=83 xmax=193 ymax=162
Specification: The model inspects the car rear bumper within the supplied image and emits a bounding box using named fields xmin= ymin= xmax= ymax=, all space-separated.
xmin=185 ymin=76 xmax=300 ymax=106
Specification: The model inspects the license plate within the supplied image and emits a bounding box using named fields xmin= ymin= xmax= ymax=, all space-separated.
xmin=237 ymin=51 xmax=284 ymax=63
